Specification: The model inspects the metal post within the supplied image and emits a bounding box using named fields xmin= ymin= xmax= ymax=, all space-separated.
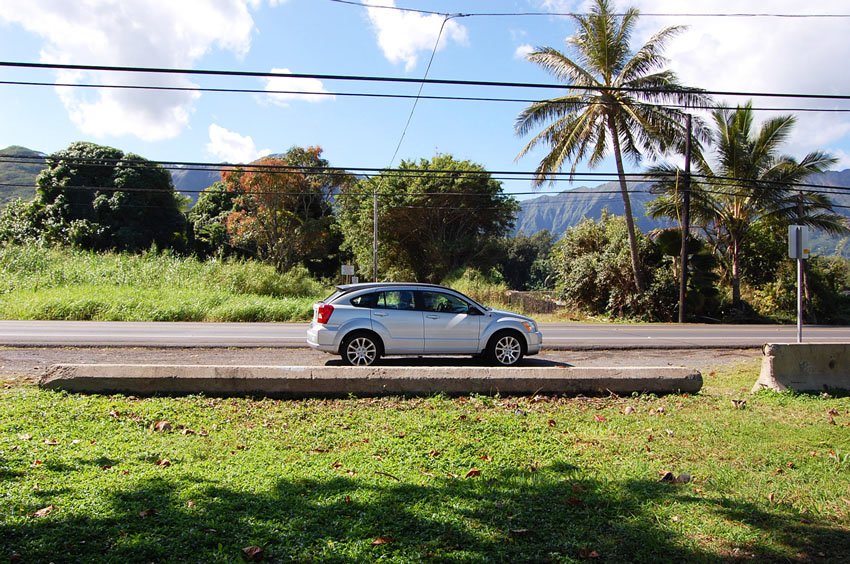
xmin=373 ymin=189 xmax=378 ymax=282
xmin=797 ymin=253 xmax=803 ymax=343
xmin=796 ymin=194 xmax=804 ymax=342
xmin=678 ymin=114 xmax=692 ymax=323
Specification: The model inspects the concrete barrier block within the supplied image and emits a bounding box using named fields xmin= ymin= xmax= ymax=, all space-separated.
xmin=41 ymin=364 xmax=702 ymax=397
xmin=753 ymin=343 xmax=850 ymax=393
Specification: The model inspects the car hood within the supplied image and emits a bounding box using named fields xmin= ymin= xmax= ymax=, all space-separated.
xmin=487 ymin=308 xmax=535 ymax=323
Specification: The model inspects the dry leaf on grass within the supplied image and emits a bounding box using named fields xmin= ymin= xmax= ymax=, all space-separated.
xmin=371 ymin=536 xmax=394 ymax=546
xmin=465 ymin=468 xmax=481 ymax=478
xmin=152 ymin=421 xmax=172 ymax=432
xmin=242 ymin=545 xmax=264 ymax=561
xmin=31 ymin=505 xmax=54 ymax=518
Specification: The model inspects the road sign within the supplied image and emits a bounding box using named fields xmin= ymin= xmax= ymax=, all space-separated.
xmin=341 ymin=264 xmax=355 ymax=276
xmin=788 ymin=225 xmax=810 ymax=259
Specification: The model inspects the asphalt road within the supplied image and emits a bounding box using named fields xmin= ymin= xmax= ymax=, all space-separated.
xmin=1 ymin=320 xmax=849 ymax=348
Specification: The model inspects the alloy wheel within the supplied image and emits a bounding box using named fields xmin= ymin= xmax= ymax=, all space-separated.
xmin=494 ymin=335 xmax=522 ymax=366
xmin=346 ymin=337 xmax=378 ymax=366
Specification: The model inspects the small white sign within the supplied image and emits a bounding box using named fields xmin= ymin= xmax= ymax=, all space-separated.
xmin=788 ymin=225 xmax=810 ymax=259
xmin=341 ymin=264 xmax=355 ymax=276
xmin=351 ymin=276 xmax=359 ymax=284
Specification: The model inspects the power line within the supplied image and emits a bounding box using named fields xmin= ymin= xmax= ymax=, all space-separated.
xmin=6 ymin=175 xmax=850 ymax=199
xmin=388 ymin=13 xmax=452 ymax=167
xmin=5 ymin=154 xmax=850 ymax=193
xmin=4 ymin=60 xmax=850 ymax=101
xmin=326 ymin=0 xmax=850 ymax=19
xmin=4 ymin=79 xmax=850 ymax=114
xmin=4 ymin=154 xmax=850 ymax=198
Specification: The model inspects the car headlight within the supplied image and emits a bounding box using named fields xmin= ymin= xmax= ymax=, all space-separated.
xmin=521 ymin=321 xmax=535 ymax=333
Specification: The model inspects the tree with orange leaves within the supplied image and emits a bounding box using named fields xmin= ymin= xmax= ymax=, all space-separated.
xmin=222 ymin=146 xmax=351 ymax=273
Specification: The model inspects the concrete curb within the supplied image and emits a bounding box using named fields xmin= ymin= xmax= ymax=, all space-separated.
xmin=41 ymin=364 xmax=702 ymax=397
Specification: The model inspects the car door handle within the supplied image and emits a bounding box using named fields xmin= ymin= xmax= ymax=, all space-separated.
xmin=373 ymin=312 xmax=388 ymax=317
xmin=425 ymin=314 xmax=439 ymax=319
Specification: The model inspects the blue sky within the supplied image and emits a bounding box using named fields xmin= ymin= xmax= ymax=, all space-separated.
xmin=2 ymin=0 xmax=850 ymax=200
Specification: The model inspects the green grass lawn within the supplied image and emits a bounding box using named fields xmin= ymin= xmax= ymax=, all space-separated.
xmin=2 ymin=363 xmax=849 ymax=562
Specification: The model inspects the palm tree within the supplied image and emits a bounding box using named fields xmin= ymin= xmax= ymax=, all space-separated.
xmin=648 ymin=102 xmax=848 ymax=307
xmin=515 ymin=0 xmax=709 ymax=292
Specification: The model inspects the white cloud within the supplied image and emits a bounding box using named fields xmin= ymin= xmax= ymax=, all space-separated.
xmin=263 ymin=68 xmax=332 ymax=106
xmin=206 ymin=124 xmax=271 ymax=164
xmin=362 ymin=0 xmax=468 ymax=71
xmin=627 ymin=0 xmax=850 ymax=160
xmin=514 ymin=44 xmax=535 ymax=60
xmin=0 ymin=0 xmax=258 ymax=141
xmin=534 ymin=0 xmax=850 ymax=165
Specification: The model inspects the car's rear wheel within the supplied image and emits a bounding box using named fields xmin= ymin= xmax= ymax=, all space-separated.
xmin=341 ymin=332 xmax=381 ymax=366
xmin=487 ymin=331 xmax=524 ymax=366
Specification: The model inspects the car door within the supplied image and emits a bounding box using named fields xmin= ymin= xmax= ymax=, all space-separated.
xmin=417 ymin=290 xmax=481 ymax=353
xmin=369 ymin=290 xmax=424 ymax=354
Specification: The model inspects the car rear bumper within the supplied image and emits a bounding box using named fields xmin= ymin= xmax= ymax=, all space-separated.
xmin=306 ymin=323 xmax=338 ymax=353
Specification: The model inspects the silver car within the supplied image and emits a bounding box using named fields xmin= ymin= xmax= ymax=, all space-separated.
xmin=306 ymin=282 xmax=543 ymax=366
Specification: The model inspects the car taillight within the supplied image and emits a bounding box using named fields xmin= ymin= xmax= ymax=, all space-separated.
xmin=316 ymin=303 xmax=334 ymax=324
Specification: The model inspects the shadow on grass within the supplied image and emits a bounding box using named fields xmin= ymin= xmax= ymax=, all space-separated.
xmin=4 ymin=464 xmax=849 ymax=562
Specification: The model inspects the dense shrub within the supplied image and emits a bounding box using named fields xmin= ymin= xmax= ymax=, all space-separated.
xmin=551 ymin=213 xmax=677 ymax=320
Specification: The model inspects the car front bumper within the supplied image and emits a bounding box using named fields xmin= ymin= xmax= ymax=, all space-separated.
xmin=526 ymin=331 xmax=543 ymax=356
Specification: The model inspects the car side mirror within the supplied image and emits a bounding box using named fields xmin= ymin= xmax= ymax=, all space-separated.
xmin=467 ymin=306 xmax=483 ymax=316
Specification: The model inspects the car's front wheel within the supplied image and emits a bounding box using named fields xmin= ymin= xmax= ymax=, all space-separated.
xmin=487 ymin=331 xmax=524 ymax=366
xmin=341 ymin=332 xmax=381 ymax=366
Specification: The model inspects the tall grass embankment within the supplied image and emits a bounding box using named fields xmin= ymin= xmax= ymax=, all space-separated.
xmin=0 ymin=245 xmax=328 ymax=322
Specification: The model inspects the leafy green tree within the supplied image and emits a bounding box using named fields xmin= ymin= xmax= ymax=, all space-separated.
xmin=33 ymin=142 xmax=186 ymax=251
xmin=648 ymin=103 xmax=848 ymax=307
xmin=551 ymin=212 xmax=676 ymax=320
xmin=187 ymin=182 xmax=240 ymax=258
xmin=336 ymin=155 xmax=519 ymax=283
xmin=499 ymin=230 xmax=556 ymax=290
xmin=221 ymin=146 xmax=350 ymax=274
xmin=652 ymin=228 xmax=720 ymax=319
xmin=515 ymin=0 xmax=710 ymax=293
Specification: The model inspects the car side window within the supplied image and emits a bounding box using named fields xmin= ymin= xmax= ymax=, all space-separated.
xmin=374 ymin=291 xmax=415 ymax=310
xmin=418 ymin=291 xmax=470 ymax=314
xmin=350 ymin=293 xmax=378 ymax=308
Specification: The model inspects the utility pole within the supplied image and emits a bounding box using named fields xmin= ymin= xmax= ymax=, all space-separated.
xmin=678 ymin=113 xmax=692 ymax=323
xmin=373 ymin=189 xmax=379 ymax=282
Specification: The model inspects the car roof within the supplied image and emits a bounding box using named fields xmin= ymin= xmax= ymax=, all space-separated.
xmin=335 ymin=282 xmax=451 ymax=292
xmin=332 ymin=282 xmax=487 ymax=309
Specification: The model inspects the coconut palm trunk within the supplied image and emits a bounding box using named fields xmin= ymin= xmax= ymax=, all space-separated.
xmin=607 ymin=114 xmax=646 ymax=291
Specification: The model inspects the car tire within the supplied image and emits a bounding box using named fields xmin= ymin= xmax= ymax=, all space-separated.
xmin=340 ymin=332 xmax=382 ymax=366
xmin=487 ymin=331 xmax=525 ymax=366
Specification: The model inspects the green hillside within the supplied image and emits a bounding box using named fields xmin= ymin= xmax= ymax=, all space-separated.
xmin=0 ymin=145 xmax=46 ymax=207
